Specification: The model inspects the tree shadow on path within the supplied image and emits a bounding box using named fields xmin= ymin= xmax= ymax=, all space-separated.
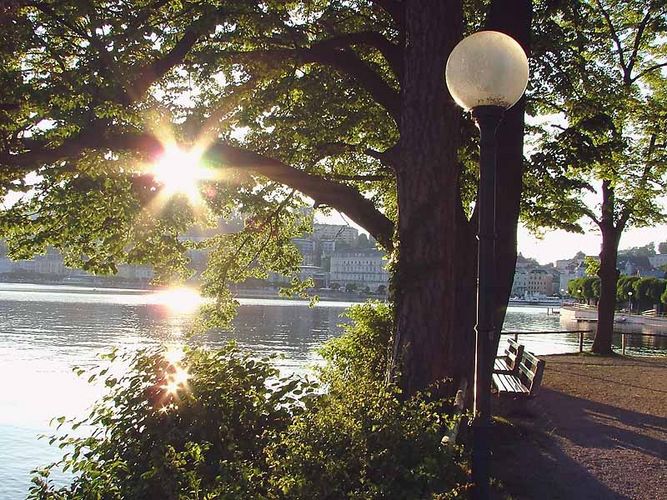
xmin=490 ymin=387 xmax=667 ymax=499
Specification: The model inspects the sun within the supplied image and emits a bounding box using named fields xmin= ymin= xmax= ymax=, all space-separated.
xmin=150 ymin=145 xmax=211 ymax=202
xmin=154 ymin=287 xmax=204 ymax=315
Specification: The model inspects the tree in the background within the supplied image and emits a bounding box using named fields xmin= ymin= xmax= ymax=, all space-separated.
xmin=567 ymin=278 xmax=584 ymax=302
xmin=634 ymin=277 xmax=667 ymax=314
xmin=617 ymin=275 xmax=640 ymax=311
xmin=527 ymin=0 xmax=667 ymax=354
xmin=659 ymin=241 xmax=667 ymax=254
xmin=619 ymin=243 xmax=656 ymax=258
xmin=0 ymin=1 xmax=533 ymax=396
xmin=568 ymin=276 xmax=599 ymax=305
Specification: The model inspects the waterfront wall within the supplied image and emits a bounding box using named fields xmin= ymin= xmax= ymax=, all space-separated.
xmin=560 ymin=305 xmax=667 ymax=332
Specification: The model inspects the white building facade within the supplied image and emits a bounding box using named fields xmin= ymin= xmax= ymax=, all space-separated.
xmin=329 ymin=250 xmax=389 ymax=291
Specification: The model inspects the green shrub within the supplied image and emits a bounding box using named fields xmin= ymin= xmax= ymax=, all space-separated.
xmin=31 ymin=302 xmax=467 ymax=499
xmin=30 ymin=344 xmax=316 ymax=499
xmin=266 ymin=381 xmax=466 ymax=499
xmin=318 ymin=301 xmax=393 ymax=384
xmin=267 ymin=301 xmax=467 ymax=499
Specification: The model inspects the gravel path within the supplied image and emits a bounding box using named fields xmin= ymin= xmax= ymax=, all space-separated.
xmin=490 ymin=354 xmax=667 ymax=499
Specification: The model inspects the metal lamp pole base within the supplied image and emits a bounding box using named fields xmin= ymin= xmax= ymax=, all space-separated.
xmin=470 ymin=104 xmax=504 ymax=500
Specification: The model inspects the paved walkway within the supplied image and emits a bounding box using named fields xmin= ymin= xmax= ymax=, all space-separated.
xmin=490 ymin=354 xmax=667 ymax=499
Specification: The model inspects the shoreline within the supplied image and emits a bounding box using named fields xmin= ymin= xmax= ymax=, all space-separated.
xmin=0 ymin=280 xmax=380 ymax=304
xmin=561 ymin=304 xmax=667 ymax=332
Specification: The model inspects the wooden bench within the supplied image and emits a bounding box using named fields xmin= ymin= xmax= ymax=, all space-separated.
xmin=494 ymin=338 xmax=524 ymax=375
xmin=492 ymin=350 xmax=545 ymax=399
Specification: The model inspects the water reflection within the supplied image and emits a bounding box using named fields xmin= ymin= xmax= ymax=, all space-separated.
xmin=500 ymin=306 xmax=667 ymax=356
xmin=0 ymin=284 xmax=665 ymax=499
xmin=0 ymin=283 xmax=348 ymax=499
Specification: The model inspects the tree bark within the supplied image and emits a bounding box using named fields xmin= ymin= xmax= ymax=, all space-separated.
xmin=592 ymin=181 xmax=621 ymax=354
xmin=593 ymin=226 xmax=620 ymax=354
xmin=391 ymin=0 xmax=468 ymax=395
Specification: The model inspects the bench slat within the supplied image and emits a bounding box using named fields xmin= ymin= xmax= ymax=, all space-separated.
xmin=492 ymin=373 xmax=529 ymax=394
xmin=494 ymin=358 xmax=512 ymax=373
xmin=493 ymin=349 xmax=545 ymax=398
xmin=494 ymin=340 xmax=525 ymax=375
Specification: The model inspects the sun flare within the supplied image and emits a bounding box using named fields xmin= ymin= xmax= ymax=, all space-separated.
xmin=161 ymin=345 xmax=190 ymax=396
xmin=155 ymin=287 xmax=204 ymax=315
xmin=150 ymin=145 xmax=211 ymax=202
xmin=164 ymin=344 xmax=186 ymax=365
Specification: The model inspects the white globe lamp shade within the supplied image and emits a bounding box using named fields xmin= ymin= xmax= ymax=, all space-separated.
xmin=445 ymin=31 xmax=529 ymax=111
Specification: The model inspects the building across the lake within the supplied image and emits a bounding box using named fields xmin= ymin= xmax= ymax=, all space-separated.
xmin=512 ymin=268 xmax=555 ymax=297
xmin=329 ymin=250 xmax=389 ymax=292
xmin=0 ymin=243 xmax=153 ymax=284
xmin=313 ymin=223 xmax=359 ymax=246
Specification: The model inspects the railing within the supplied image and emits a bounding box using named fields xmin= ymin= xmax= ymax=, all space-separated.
xmin=565 ymin=303 xmax=597 ymax=310
xmin=500 ymin=329 xmax=667 ymax=355
xmin=501 ymin=329 xmax=593 ymax=353
xmin=641 ymin=309 xmax=667 ymax=318
xmin=565 ymin=303 xmax=667 ymax=318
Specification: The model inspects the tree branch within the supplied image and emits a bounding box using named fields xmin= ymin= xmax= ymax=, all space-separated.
xmin=370 ymin=0 xmax=404 ymax=32
xmin=324 ymin=173 xmax=390 ymax=181
xmin=224 ymin=42 xmax=401 ymax=122
xmin=626 ymin=10 xmax=653 ymax=79
xmin=205 ymin=143 xmax=395 ymax=249
xmin=33 ymin=2 xmax=122 ymax=88
xmin=33 ymin=2 xmax=213 ymax=107
xmin=630 ymin=61 xmax=667 ymax=84
xmin=313 ymin=141 xmax=398 ymax=167
xmin=617 ymin=134 xmax=658 ymax=228
xmin=594 ymin=0 xmax=629 ymax=82
xmin=313 ymin=31 xmax=403 ymax=79
xmin=305 ymin=42 xmax=400 ymax=121
xmin=0 ymin=130 xmax=395 ymax=249
xmin=123 ymin=27 xmax=205 ymax=103
xmin=581 ymin=206 xmax=600 ymax=226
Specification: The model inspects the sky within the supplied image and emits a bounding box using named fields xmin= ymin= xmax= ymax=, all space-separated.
xmin=517 ymin=224 xmax=667 ymax=264
xmin=316 ymin=211 xmax=667 ymax=265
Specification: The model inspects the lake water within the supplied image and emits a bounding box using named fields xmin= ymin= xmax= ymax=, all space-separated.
xmin=0 ymin=283 xmax=664 ymax=498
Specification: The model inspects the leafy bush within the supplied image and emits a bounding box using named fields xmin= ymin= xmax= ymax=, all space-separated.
xmin=568 ymin=276 xmax=600 ymax=304
xmin=30 ymin=345 xmax=316 ymax=499
xmin=266 ymin=381 xmax=465 ymax=499
xmin=318 ymin=301 xmax=393 ymax=384
xmin=30 ymin=303 xmax=467 ymax=499
xmin=267 ymin=302 xmax=467 ymax=499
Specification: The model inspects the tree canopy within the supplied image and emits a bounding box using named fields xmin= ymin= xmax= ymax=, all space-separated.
xmin=525 ymin=0 xmax=667 ymax=353
xmin=0 ymin=0 xmax=402 ymax=319
xmin=0 ymin=0 xmax=537 ymax=394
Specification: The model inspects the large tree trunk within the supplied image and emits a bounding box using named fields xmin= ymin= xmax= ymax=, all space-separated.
xmin=593 ymin=227 xmax=620 ymax=354
xmin=391 ymin=0 xmax=531 ymax=396
xmin=592 ymin=181 xmax=621 ymax=354
xmin=392 ymin=0 xmax=469 ymax=396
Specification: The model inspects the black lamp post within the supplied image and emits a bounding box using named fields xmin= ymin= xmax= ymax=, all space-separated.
xmin=445 ymin=31 xmax=529 ymax=500
xmin=628 ymin=291 xmax=633 ymax=313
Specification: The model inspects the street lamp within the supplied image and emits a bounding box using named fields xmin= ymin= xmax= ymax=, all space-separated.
xmin=445 ymin=31 xmax=529 ymax=500
xmin=628 ymin=291 xmax=633 ymax=313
